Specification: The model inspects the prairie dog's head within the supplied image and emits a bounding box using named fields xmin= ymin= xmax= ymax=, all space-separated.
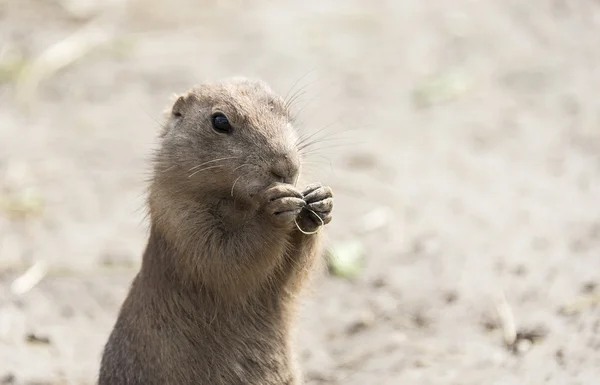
xmin=153 ymin=77 xmax=301 ymax=205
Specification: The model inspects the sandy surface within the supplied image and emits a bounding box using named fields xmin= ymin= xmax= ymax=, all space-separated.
xmin=1 ymin=0 xmax=600 ymax=384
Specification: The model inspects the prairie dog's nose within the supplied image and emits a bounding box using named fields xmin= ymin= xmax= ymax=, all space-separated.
xmin=270 ymin=154 xmax=299 ymax=184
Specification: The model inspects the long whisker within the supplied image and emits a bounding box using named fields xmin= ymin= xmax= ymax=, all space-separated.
xmin=299 ymin=142 xmax=362 ymax=154
xmin=301 ymin=155 xmax=333 ymax=169
xmin=295 ymin=120 xmax=339 ymax=148
xmin=293 ymin=83 xmax=345 ymax=117
xmin=158 ymin=164 xmax=178 ymax=174
xmin=299 ymin=142 xmax=364 ymax=158
xmin=285 ymin=78 xmax=325 ymax=111
xmin=188 ymin=156 xmax=240 ymax=172
xmin=231 ymin=175 xmax=244 ymax=197
xmin=232 ymin=163 xmax=252 ymax=172
xmin=283 ymin=68 xmax=318 ymax=106
xmin=297 ymin=124 xmax=374 ymax=152
xmin=298 ymin=135 xmax=357 ymax=152
xmin=285 ymin=90 xmax=308 ymax=111
xmin=230 ymin=164 xmax=254 ymax=196
xmin=188 ymin=165 xmax=226 ymax=178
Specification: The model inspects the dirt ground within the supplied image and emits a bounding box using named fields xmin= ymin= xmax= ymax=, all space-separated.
xmin=1 ymin=0 xmax=600 ymax=384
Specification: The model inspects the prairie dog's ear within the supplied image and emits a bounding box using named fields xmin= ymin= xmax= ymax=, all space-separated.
xmin=171 ymin=92 xmax=197 ymax=119
xmin=160 ymin=92 xmax=197 ymax=137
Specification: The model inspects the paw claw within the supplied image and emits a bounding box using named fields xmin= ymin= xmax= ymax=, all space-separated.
xmin=301 ymin=182 xmax=323 ymax=197
xmin=307 ymin=197 xmax=333 ymax=213
xmin=296 ymin=184 xmax=334 ymax=232
xmin=303 ymin=185 xmax=333 ymax=204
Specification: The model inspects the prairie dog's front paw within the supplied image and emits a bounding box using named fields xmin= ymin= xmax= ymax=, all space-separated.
xmin=259 ymin=183 xmax=305 ymax=228
xmin=296 ymin=183 xmax=334 ymax=233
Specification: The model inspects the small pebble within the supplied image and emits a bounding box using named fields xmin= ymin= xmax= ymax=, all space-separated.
xmin=515 ymin=338 xmax=533 ymax=354
xmin=26 ymin=332 xmax=51 ymax=345
xmin=0 ymin=373 xmax=15 ymax=384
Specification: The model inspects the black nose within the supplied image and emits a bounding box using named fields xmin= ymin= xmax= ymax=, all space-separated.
xmin=270 ymin=155 xmax=299 ymax=184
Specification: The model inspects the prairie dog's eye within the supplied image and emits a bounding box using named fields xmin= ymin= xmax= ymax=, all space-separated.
xmin=211 ymin=113 xmax=233 ymax=134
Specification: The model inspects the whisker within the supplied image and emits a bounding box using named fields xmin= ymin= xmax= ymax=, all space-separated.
xmin=188 ymin=156 xmax=240 ymax=172
xmin=158 ymin=164 xmax=178 ymax=174
xmin=134 ymin=99 xmax=165 ymax=130
xmin=300 ymin=142 xmax=363 ymax=153
xmin=302 ymin=155 xmax=333 ymax=167
xmin=298 ymin=136 xmax=358 ymax=152
xmin=295 ymin=120 xmax=340 ymax=148
xmin=232 ymin=163 xmax=253 ymax=173
xmin=302 ymin=154 xmax=334 ymax=171
xmin=299 ymin=142 xmax=364 ymax=157
xmin=231 ymin=175 xmax=244 ymax=197
xmin=285 ymin=77 xmax=324 ymax=111
xmin=282 ymin=67 xmax=318 ymax=104
xmin=188 ymin=165 xmax=226 ymax=178
xmin=295 ymin=119 xmax=345 ymax=147
xmin=297 ymin=123 xmax=374 ymax=151
xmin=285 ymin=78 xmax=325 ymax=111
xmin=291 ymin=96 xmax=321 ymax=118
xmin=230 ymin=163 xmax=254 ymax=197
xmin=285 ymin=90 xmax=308 ymax=111
xmin=285 ymin=79 xmax=326 ymax=111
xmin=294 ymin=83 xmax=346 ymax=115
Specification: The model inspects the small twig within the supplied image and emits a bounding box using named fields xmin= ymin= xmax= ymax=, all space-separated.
xmin=10 ymin=260 xmax=48 ymax=295
xmin=494 ymin=290 xmax=517 ymax=347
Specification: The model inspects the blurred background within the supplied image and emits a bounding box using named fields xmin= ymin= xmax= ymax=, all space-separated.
xmin=1 ymin=0 xmax=600 ymax=384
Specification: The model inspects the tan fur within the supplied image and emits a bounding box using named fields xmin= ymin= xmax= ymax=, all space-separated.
xmin=98 ymin=77 xmax=333 ymax=385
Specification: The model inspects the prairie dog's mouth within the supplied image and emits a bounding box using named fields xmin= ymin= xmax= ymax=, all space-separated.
xmin=227 ymin=161 xmax=300 ymax=201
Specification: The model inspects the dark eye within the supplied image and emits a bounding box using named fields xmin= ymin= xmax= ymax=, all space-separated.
xmin=211 ymin=113 xmax=233 ymax=134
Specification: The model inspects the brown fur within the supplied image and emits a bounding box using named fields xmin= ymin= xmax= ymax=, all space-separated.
xmin=98 ymin=77 xmax=333 ymax=385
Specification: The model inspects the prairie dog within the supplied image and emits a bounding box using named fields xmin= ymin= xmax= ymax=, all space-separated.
xmin=98 ymin=77 xmax=334 ymax=385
